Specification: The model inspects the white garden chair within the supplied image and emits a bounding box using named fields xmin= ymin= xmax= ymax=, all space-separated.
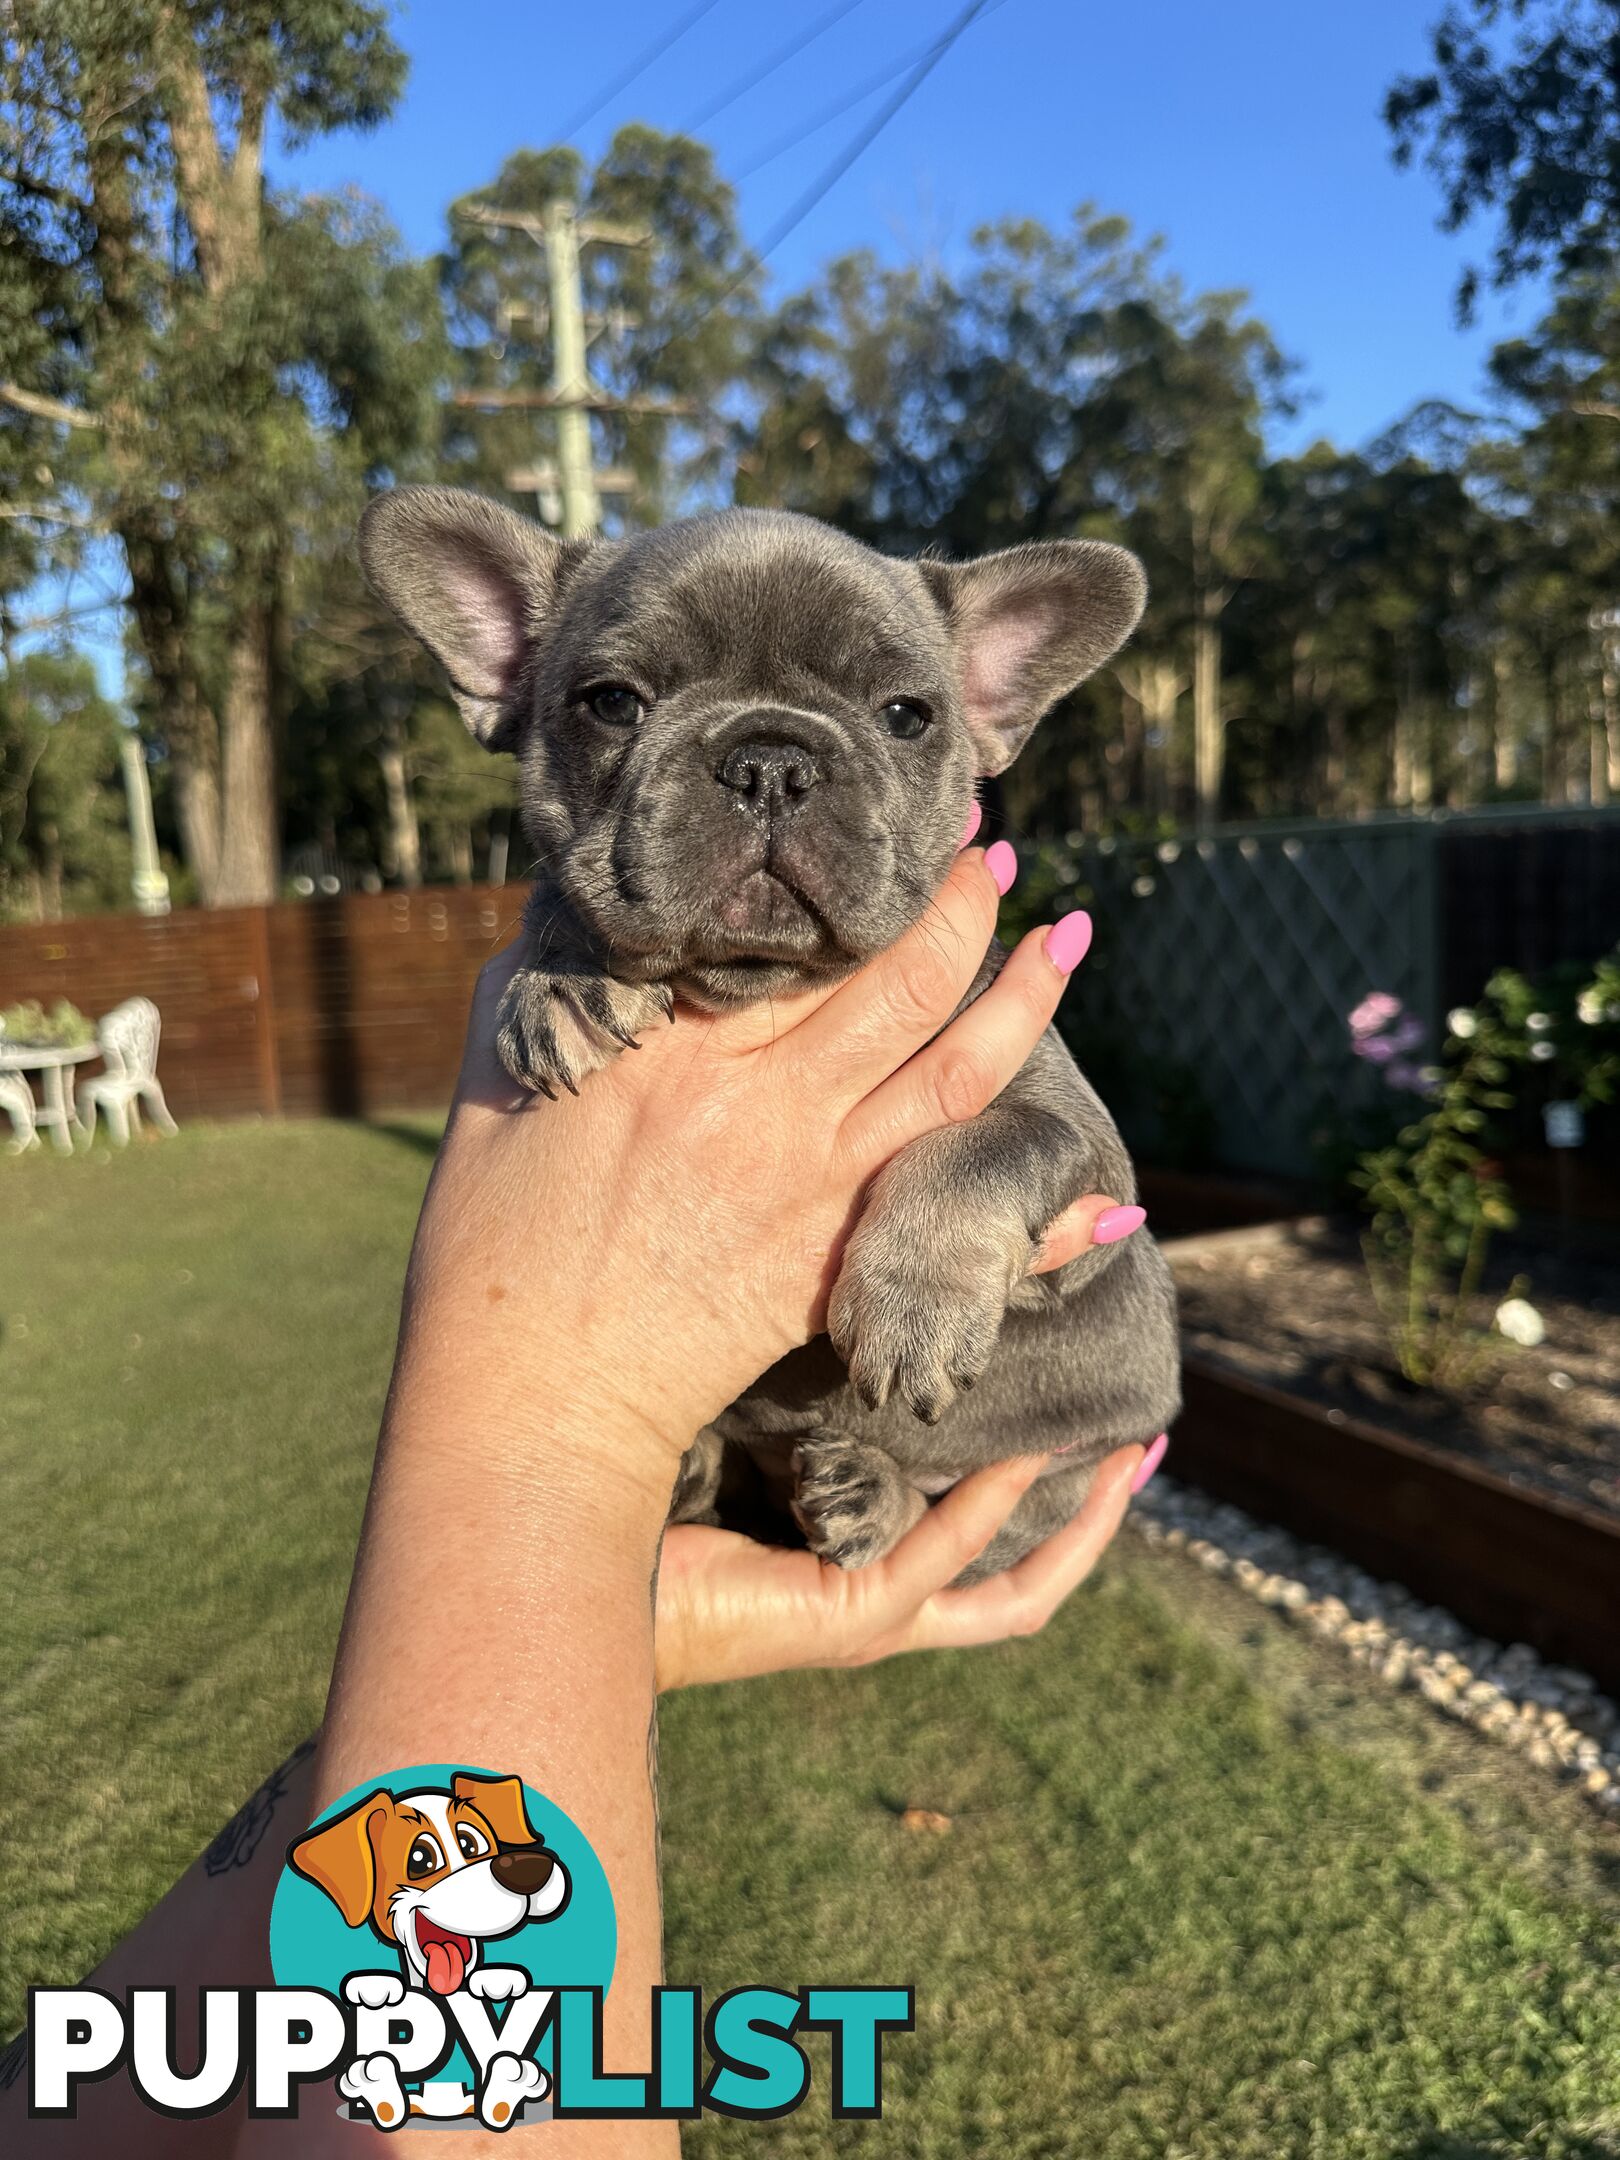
xmin=0 ymin=1073 xmax=36 ymax=1152
xmin=76 ymin=997 xmax=180 ymax=1147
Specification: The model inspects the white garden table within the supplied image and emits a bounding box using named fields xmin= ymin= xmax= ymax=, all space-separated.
xmin=0 ymin=1039 xmax=98 ymax=1153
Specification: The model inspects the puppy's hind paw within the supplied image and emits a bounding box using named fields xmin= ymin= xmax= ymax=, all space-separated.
xmin=792 ymin=1438 xmax=925 ymax=1571
xmin=340 ymin=2053 xmax=410 ymax=2131
xmin=496 ymin=968 xmax=672 ymax=1098
xmin=480 ymin=2053 xmax=547 ymax=2129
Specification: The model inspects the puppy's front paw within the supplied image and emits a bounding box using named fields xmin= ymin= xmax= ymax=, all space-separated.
xmin=497 ymin=968 xmax=672 ymax=1097
xmin=793 ymin=1437 xmax=925 ymax=1570
xmin=828 ymin=1219 xmax=1025 ymax=1424
xmin=466 ymin=1965 xmax=529 ymax=2002
xmin=343 ymin=1972 xmax=406 ymax=2010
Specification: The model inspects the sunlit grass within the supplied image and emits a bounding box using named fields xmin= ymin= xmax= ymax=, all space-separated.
xmin=3 ymin=1120 xmax=1618 ymax=2155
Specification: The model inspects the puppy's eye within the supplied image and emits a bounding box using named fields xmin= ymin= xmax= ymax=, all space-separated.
xmin=406 ymin=1833 xmax=445 ymax=1880
xmin=878 ymin=698 xmax=931 ymax=740
xmin=455 ymin=1824 xmax=491 ymax=1861
xmin=586 ymin=684 xmax=644 ymax=727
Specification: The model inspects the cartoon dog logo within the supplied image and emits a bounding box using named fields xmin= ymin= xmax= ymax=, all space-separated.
xmin=289 ymin=1772 xmax=571 ymax=2129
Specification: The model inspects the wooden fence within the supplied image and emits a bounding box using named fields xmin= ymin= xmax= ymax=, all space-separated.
xmin=0 ymin=886 xmax=527 ymax=1122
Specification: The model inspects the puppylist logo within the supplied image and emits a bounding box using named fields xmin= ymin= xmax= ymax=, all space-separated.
xmin=27 ymin=1763 xmax=913 ymax=2131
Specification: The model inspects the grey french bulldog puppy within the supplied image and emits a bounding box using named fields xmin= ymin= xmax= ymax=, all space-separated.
xmin=360 ymin=487 xmax=1180 ymax=1582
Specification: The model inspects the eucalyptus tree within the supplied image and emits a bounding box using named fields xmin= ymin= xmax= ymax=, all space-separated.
xmin=1388 ymin=0 xmax=1620 ymax=311
xmin=0 ymin=1 xmax=442 ymax=904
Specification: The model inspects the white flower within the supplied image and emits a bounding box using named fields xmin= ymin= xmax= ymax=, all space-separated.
xmin=1447 ymin=1007 xmax=1478 ymax=1038
xmin=1526 ymin=1011 xmax=1552 ymax=1032
xmin=1530 ymin=1039 xmax=1556 ymax=1061
xmin=1494 ymin=1297 xmax=1545 ymax=1348
xmin=1578 ymin=988 xmax=1605 ymax=1025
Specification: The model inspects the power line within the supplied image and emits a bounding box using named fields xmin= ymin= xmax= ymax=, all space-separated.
xmin=750 ymin=0 xmax=998 ymax=268
xmin=639 ymin=0 xmax=1004 ymax=369
xmin=734 ymin=11 xmax=996 ymax=181
xmin=556 ymin=0 xmax=726 ymax=144
xmin=680 ymin=0 xmax=866 ymax=134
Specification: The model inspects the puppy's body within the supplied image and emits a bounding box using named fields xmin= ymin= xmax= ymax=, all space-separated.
xmin=361 ymin=492 xmax=1181 ymax=1578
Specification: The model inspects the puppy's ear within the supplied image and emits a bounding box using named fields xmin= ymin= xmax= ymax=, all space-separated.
xmin=288 ymin=1792 xmax=390 ymax=1927
xmin=919 ymin=540 xmax=1146 ymax=775
xmin=453 ymin=1772 xmax=538 ymax=1848
xmin=359 ymin=486 xmax=594 ymax=751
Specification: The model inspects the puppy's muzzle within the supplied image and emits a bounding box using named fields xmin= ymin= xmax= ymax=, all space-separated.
xmin=491 ymin=1847 xmax=558 ymax=1897
xmin=716 ymin=718 xmax=823 ymax=818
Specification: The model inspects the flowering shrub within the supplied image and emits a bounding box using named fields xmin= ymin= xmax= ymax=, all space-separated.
xmin=1346 ymin=948 xmax=1618 ymax=1388
xmin=1455 ymin=949 xmax=1620 ymax=1114
xmin=1348 ymin=992 xmax=1527 ymax=1389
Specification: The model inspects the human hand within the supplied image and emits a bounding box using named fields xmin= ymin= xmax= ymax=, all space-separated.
xmin=402 ymin=846 xmax=1134 ymax=1477
xmin=654 ymin=1441 xmax=1145 ymax=1689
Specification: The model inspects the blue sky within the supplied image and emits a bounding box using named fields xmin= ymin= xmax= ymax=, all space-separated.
xmin=276 ymin=0 xmax=1545 ymax=452
xmin=47 ymin=0 xmax=1550 ymax=695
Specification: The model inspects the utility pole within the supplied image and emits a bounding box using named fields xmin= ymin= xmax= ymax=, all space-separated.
xmin=544 ymin=199 xmax=599 ymax=540
xmin=452 ymin=200 xmax=696 ymax=537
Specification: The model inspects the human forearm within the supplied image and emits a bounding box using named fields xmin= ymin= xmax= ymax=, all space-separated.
xmin=238 ymin=1310 xmax=679 ymax=2159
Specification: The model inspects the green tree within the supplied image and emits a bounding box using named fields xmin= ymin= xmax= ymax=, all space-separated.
xmin=1387 ymin=0 xmax=1620 ymax=310
xmin=0 ymin=649 xmax=126 ymax=921
xmin=0 ymin=1 xmax=443 ymax=907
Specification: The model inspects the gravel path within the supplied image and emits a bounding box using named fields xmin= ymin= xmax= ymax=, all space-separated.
xmin=1131 ymin=1473 xmax=1620 ymax=1817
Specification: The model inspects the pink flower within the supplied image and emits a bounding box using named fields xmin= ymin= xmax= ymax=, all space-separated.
xmin=1349 ymin=991 xmax=1403 ymax=1039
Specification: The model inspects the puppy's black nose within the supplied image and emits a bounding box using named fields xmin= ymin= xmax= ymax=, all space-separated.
xmin=717 ymin=737 xmax=821 ymax=814
xmin=491 ymin=1847 xmax=556 ymax=1896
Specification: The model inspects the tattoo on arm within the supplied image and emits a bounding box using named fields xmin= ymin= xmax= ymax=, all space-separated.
xmin=204 ymin=1737 xmax=317 ymax=1877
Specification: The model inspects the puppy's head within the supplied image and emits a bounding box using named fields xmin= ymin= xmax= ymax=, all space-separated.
xmin=361 ymin=489 xmax=1144 ymax=1005
xmin=289 ymin=1774 xmax=566 ymax=1994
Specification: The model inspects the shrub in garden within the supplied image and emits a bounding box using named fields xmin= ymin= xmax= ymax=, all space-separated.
xmin=1347 ymin=949 xmax=1619 ymax=1390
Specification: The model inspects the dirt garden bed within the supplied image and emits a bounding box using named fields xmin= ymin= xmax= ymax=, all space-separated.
xmin=1168 ymin=1220 xmax=1620 ymax=1520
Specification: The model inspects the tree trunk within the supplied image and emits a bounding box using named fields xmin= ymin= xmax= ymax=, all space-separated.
xmin=1192 ymin=598 xmax=1223 ymax=833
xmin=1492 ymin=652 xmax=1518 ymax=792
xmin=213 ymin=601 xmax=279 ymax=907
xmin=451 ymin=827 xmax=474 ymax=885
xmin=120 ymin=525 xmax=222 ymax=899
xmin=172 ymin=748 xmax=224 ymax=904
xmin=39 ymin=824 xmax=63 ymax=920
xmin=1602 ymin=664 xmax=1620 ymax=802
xmin=378 ymin=711 xmax=423 ymax=890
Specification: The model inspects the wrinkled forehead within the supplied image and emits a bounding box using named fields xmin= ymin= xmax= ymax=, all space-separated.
xmin=566 ymin=513 xmax=953 ymax=698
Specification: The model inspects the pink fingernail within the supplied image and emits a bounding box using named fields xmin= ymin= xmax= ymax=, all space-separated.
xmin=1131 ymin=1432 xmax=1169 ymax=1494
xmin=1044 ymin=910 xmax=1092 ymax=974
xmin=1094 ymin=1204 xmax=1146 ymax=1245
xmin=985 ymin=840 xmax=1017 ymax=895
xmin=959 ymin=799 xmax=982 ymax=849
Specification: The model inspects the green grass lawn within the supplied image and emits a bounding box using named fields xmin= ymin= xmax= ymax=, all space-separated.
xmin=4 ymin=1121 xmax=1620 ymax=2157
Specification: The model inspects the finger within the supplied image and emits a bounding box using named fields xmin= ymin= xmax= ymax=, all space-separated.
xmin=862 ymin=1453 xmax=1050 ymax=1617
xmin=904 ymin=1443 xmax=1142 ymax=1652
xmin=842 ymin=914 xmax=1088 ymax=1164
xmin=1029 ymin=1191 xmax=1148 ymax=1274
xmin=781 ymin=847 xmax=1010 ymax=1103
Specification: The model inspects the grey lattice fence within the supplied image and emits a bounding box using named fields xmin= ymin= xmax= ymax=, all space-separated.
xmin=1065 ymin=818 xmax=1439 ymax=1177
xmin=1066 ymin=807 xmax=1620 ymax=1178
